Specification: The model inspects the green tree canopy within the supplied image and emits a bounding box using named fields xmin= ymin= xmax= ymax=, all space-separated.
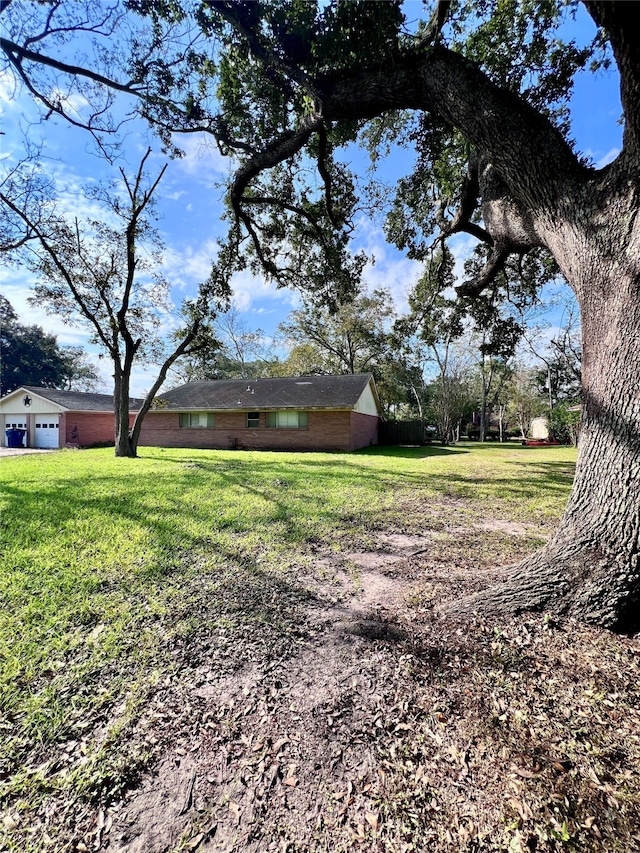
xmin=0 ymin=296 xmax=99 ymax=395
xmin=277 ymin=286 xmax=395 ymax=376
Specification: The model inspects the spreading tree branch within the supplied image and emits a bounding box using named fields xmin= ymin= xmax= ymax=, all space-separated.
xmin=436 ymin=155 xmax=493 ymax=245
xmin=455 ymin=246 xmax=511 ymax=298
xmin=316 ymin=124 xmax=339 ymax=228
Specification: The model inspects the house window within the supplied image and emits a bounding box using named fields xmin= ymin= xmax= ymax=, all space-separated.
xmin=266 ymin=411 xmax=308 ymax=429
xmin=179 ymin=412 xmax=215 ymax=428
xmin=246 ymin=412 xmax=260 ymax=428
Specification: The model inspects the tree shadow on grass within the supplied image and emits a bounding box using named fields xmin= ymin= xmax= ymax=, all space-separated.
xmin=356 ymin=445 xmax=469 ymax=459
xmin=0 ymin=447 xmax=576 ymax=576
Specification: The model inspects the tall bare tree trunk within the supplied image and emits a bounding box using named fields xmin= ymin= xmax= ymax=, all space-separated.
xmin=114 ymin=362 xmax=136 ymax=458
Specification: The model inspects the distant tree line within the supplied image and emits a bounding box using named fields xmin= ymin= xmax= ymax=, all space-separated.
xmin=0 ymin=296 xmax=99 ymax=395
xmin=174 ymin=277 xmax=581 ymax=445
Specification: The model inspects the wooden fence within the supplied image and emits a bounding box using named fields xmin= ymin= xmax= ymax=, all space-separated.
xmin=378 ymin=420 xmax=427 ymax=446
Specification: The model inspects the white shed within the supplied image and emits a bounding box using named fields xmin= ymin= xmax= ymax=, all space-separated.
xmin=530 ymin=416 xmax=550 ymax=440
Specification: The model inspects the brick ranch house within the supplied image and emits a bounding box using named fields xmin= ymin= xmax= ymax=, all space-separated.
xmin=140 ymin=373 xmax=381 ymax=452
xmin=1 ymin=374 xmax=381 ymax=452
xmin=0 ymin=386 xmax=142 ymax=449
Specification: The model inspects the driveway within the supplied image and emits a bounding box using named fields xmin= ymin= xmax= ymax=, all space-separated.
xmin=0 ymin=447 xmax=57 ymax=457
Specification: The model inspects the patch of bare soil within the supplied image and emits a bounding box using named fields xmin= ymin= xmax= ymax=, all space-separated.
xmin=11 ymin=506 xmax=640 ymax=853
xmin=93 ymin=517 xmax=640 ymax=853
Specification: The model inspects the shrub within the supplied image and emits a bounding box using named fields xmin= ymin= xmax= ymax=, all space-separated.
xmin=549 ymin=404 xmax=581 ymax=446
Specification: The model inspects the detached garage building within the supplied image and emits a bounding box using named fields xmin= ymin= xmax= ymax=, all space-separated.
xmin=0 ymin=386 xmax=140 ymax=449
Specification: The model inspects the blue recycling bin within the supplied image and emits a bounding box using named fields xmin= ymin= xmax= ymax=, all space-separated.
xmin=5 ymin=428 xmax=26 ymax=448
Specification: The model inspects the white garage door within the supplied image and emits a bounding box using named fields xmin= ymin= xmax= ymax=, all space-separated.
xmin=4 ymin=417 xmax=27 ymax=447
xmin=35 ymin=417 xmax=60 ymax=448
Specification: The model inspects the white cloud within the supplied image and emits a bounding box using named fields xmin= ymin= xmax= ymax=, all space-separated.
xmin=353 ymin=218 xmax=422 ymax=313
xmin=48 ymin=86 xmax=91 ymax=118
xmin=83 ymin=353 xmax=112 ymax=394
xmin=353 ymin=218 xmax=483 ymax=313
xmin=0 ymin=72 xmax=19 ymax=110
xmin=361 ymin=253 xmax=421 ymax=315
xmin=127 ymin=363 xmax=167 ymax=399
xmin=229 ymin=269 xmax=300 ymax=312
xmin=172 ymin=134 xmax=230 ymax=182
xmin=162 ymin=240 xmax=220 ymax=290
xmin=449 ymin=233 xmax=479 ymax=285
xmin=596 ymin=148 xmax=620 ymax=168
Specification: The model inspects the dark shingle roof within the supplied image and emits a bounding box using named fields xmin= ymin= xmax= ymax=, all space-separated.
xmin=21 ymin=386 xmax=144 ymax=411
xmin=156 ymin=374 xmax=377 ymax=411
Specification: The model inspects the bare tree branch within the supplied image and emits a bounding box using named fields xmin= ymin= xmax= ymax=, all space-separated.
xmin=316 ymin=124 xmax=338 ymax=228
xmin=436 ymin=156 xmax=493 ymax=245
xmin=455 ymin=246 xmax=510 ymax=298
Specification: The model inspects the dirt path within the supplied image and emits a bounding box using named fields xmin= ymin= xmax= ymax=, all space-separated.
xmin=84 ymin=522 xmax=640 ymax=853
xmin=107 ymin=538 xmax=421 ymax=853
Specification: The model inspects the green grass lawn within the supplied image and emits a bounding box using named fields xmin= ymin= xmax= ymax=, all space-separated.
xmin=0 ymin=442 xmax=579 ymax=850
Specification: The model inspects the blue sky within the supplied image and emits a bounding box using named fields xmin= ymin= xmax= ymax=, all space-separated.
xmin=0 ymin=1 xmax=623 ymax=396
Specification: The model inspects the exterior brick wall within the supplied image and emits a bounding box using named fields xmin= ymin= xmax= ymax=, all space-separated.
xmin=64 ymin=412 xmax=134 ymax=447
xmin=139 ymin=409 xmax=379 ymax=452
xmin=59 ymin=412 xmax=67 ymax=447
xmin=349 ymin=411 xmax=379 ymax=450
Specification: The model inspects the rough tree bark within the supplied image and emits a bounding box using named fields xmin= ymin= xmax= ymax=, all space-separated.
xmin=461 ymin=199 xmax=640 ymax=631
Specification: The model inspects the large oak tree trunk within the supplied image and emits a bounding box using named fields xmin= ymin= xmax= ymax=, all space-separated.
xmin=462 ymin=229 xmax=640 ymax=631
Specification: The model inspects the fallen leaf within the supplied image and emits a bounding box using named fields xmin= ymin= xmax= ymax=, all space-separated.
xmin=282 ymin=776 xmax=297 ymax=787
xmin=88 ymin=624 xmax=105 ymax=642
xmin=511 ymin=764 xmax=542 ymax=779
xmin=365 ymin=811 xmax=379 ymax=831
xmin=273 ymin=737 xmax=290 ymax=754
xmin=354 ymin=823 xmax=366 ymax=839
